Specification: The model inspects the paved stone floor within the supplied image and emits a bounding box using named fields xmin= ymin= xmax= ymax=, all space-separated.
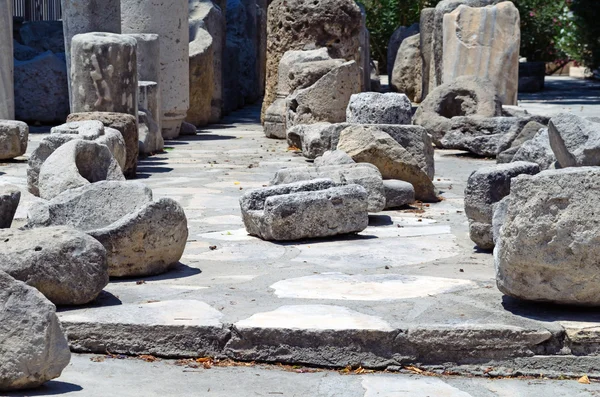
xmin=2 ymin=76 xmax=600 ymax=393
xmin=5 ymin=354 xmax=600 ymax=397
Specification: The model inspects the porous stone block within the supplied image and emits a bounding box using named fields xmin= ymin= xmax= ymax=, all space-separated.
xmin=121 ymin=0 xmax=189 ymax=138
xmin=495 ymin=167 xmax=600 ymax=305
xmin=497 ymin=120 xmax=546 ymax=163
xmin=0 ymin=227 xmax=108 ymax=306
xmin=240 ymin=179 xmax=369 ymax=241
xmin=548 ymin=112 xmax=600 ymax=168
xmin=67 ymin=112 xmax=139 ymax=178
xmin=442 ymin=2 xmax=520 ymax=105
xmin=512 ymin=128 xmax=556 ymax=170
xmin=0 ymin=184 xmax=20 ymax=229
xmin=70 ymin=33 xmax=138 ymax=124
xmin=0 ymin=120 xmax=28 ymax=160
xmin=0 ymin=271 xmax=71 ymax=391
xmin=314 ymin=150 xmax=356 ymax=167
xmin=271 ymin=164 xmax=386 ymax=213
xmin=346 ymin=92 xmax=412 ymax=125
xmin=465 ymin=161 xmax=540 ymax=250
xmin=28 ymin=181 xmax=188 ymax=278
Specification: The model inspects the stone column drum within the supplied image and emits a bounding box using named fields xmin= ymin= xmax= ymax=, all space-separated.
xmin=121 ymin=0 xmax=190 ymax=139
xmin=61 ymin=0 xmax=122 ymax=105
xmin=70 ymin=33 xmax=138 ymax=119
xmin=0 ymin=0 xmax=14 ymax=119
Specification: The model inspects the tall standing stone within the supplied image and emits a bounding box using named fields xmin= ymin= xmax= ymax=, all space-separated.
xmin=70 ymin=33 xmax=138 ymax=120
xmin=0 ymin=0 xmax=14 ymax=120
xmin=188 ymin=23 xmax=215 ymax=127
xmin=262 ymin=0 xmax=363 ymax=121
xmin=442 ymin=2 xmax=520 ymax=105
xmin=61 ymin=0 xmax=122 ymax=106
xmin=121 ymin=0 xmax=190 ymax=139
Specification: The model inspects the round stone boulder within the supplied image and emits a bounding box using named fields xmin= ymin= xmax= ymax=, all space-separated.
xmin=0 ymin=227 xmax=109 ymax=305
xmin=0 ymin=271 xmax=71 ymax=391
xmin=0 ymin=120 xmax=28 ymax=160
xmin=495 ymin=167 xmax=600 ymax=306
xmin=38 ymin=139 xmax=125 ymax=200
xmin=383 ymin=179 xmax=415 ymax=209
xmin=346 ymin=92 xmax=412 ymax=125
xmin=28 ymin=181 xmax=188 ymax=277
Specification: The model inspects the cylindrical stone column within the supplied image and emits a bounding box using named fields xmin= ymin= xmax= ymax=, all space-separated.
xmin=61 ymin=0 xmax=121 ymax=106
xmin=121 ymin=0 xmax=190 ymax=139
xmin=126 ymin=33 xmax=162 ymax=130
xmin=0 ymin=0 xmax=15 ymax=119
xmin=70 ymin=33 xmax=138 ymax=118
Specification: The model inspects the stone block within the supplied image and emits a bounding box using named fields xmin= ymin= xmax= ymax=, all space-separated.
xmin=383 ymin=180 xmax=415 ymax=209
xmin=346 ymin=92 xmax=412 ymax=125
xmin=0 ymin=120 xmax=28 ymax=160
xmin=0 ymin=184 xmax=20 ymax=229
xmin=391 ymin=34 xmax=422 ymax=102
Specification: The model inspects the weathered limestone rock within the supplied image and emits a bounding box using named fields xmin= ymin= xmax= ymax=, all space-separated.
xmin=465 ymin=161 xmax=540 ymax=250
xmin=262 ymin=0 xmax=363 ymax=120
xmin=440 ymin=116 xmax=542 ymax=157
xmin=286 ymin=61 xmax=362 ymax=129
xmin=287 ymin=123 xmax=351 ymax=159
xmin=70 ymin=33 xmax=138 ymax=127
xmin=413 ymin=76 xmax=503 ymax=146
xmin=337 ymin=125 xmax=438 ymax=202
xmin=271 ymin=163 xmax=386 ymax=213
xmin=19 ymin=20 xmax=65 ymax=54
xmin=226 ymin=0 xmax=260 ymax=106
xmin=121 ymin=0 xmax=190 ymax=139
xmin=491 ymin=196 xmax=509 ymax=246
xmin=28 ymin=181 xmax=188 ymax=278
xmin=346 ymin=92 xmax=412 ymax=125
xmin=138 ymin=82 xmax=164 ymax=155
xmin=391 ymin=34 xmax=422 ymax=102
xmin=126 ymin=34 xmax=162 ymax=133
xmin=189 ymin=0 xmax=225 ymax=123
xmin=495 ymin=167 xmax=600 ymax=305
xmin=0 ymin=0 xmax=14 ymax=119
xmin=314 ymin=150 xmax=355 ymax=167
xmin=61 ymin=0 xmax=121 ymax=104
xmin=442 ymin=2 xmax=520 ymax=105
xmin=264 ymin=48 xmax=339 ymax=138
xmin=14 ymin=51 xmax=69 ymax=124
xmin=0 ymin=227 xmax=108 ymax=306
xmin=419 ymin=7 xmax=435 ymax=100
xmin=188 ymin=27 xmax=214 ymax=127
xmin=0 ymin=120 xmax=28 ymax=160
xmin=497 ymin=120 xmax=545 ymax=163
xmin=0 ymin=271 xmax=71 ymax=391
xmin=28 ymin=120 xmax=127 ymax=196
xmin=548 ymin=113 xmax=600 ymax=168
xmin=241 ymin=179 xmax=369 ymax=241
xmin=512 ymin=128 xmax=556 ymax=170
xmin=387 ymin=23 xmax=419 ymax=79
xmin=67 ymin=112 xmax=139 ymax=178
xmin=0 ymin=185 xmax=20 ymax=229
xmin=383 ymin=180 xmax=415 ymax=209
xmin=38 ymin=140 xmax=125 ymax=200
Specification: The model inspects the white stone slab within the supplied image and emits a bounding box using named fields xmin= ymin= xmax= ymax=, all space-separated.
xmin=271 ymin=273 xmax=475 ymax=301
xmin=362 ymin=376 xmax=473 ymax=397
xmin=235 ymin=305 xmax=393 ymax=331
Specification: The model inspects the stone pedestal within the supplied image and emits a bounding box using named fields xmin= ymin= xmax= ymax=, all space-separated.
xmin=0 ymin=0 xmax=14 ymax=120
xmin=61 ymin=0 xmax=121 ymax=106
xmin=442 ymin=2 xmax=520 ymax=105
xmin=121 ymin=0 xmax=190 ymax=139
xmin=70 ymin=33 xmax=138 ymax=118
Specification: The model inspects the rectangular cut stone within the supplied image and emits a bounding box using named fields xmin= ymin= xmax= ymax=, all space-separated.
xmin=0 ymin=0 xmax=14 ymax=119
xmin=442 ymin=2 xmax=520 ymax=105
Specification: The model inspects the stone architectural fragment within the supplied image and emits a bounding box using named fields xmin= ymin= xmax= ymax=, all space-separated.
xmin=138 ymin=82 xmax=164 ymax=155
xmin=465 ymin=161 xmax=540 ymax=250
xmin=0 ymin=227 xmax=108 ymax=306
xmin=271 ymin=163 xmax=386 ymax=213
xmin=28 ymin=181 xmax=188 ymax=278
xmin=70 ymin=33 xmax=138 ymax=124
xmin=314 ymin=150 xmax=355 ymax=167
xmin=442 ymin=2 xmax=520 ymax=105
xmin=391 ymin=34 xmax=422 ymax=102
xmin=240 ymin=179 xmax=369 ymax=241
xmin=188 ymin=27 xmax=214 ymax=127
xmin=0 ymin=120 xmax=28 ymax=160
xmin=495 ymin=167 xmax=600 ymax=305
xmin=67 ymin=112 xmax=139 ymax=178
xmin=38 ymin=140 xmax=125 ymax=200
xmin=387 ymin=23 xmax=420 ymax=79
xmin=0 ymin=0 xmax=14 ymax=119
xmin=512 ymin=128 xmax=556 ymax=170
xmin=548 ymin=113 xmax=600 ymax=168
xmin=0 ymin=271 xmax=71 ymax=391
xmin=346 ymin=92 xmax=412 ymax=125
xmin=0 ymin=185 xmax=20 ymax=229
xmin=121 ymin=0 xmax=190 ymax=138
xmin=497 ymin=120 xmax=545 ymax=163
xmin=287 ymin=123 xmax=351 ymax=159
